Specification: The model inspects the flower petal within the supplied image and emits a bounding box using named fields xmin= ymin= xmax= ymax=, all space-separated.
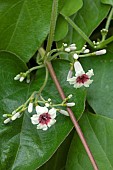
xmin=67 ymin=77 xmax=76 ymax=84
xmin=73 ymin=82 xmax=83 ymax=88
xmin=49 ymin=108 xmax=56 ymax=119
xmin=48 ymin=119 xmax=56 ymax=127
xmin=86 ymin=69 xmax=94 ymax=78
xmin=74 ymin=61 xmax=84 ymax=73
xmin=36 ymin=106 xmax=48 ymax=114
xmin=84 ymin=79 xmax=93 ymax=87
xmin=31 ymin=114 xmax=39 ymax=124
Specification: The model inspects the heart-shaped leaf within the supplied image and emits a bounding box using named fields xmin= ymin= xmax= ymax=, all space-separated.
xmin=58 ymin=0 xmax=110 ymax=50
xmin=60 ymin=0 xmax=83 ymax=17
xmin=54 ymin=15 xmax=68 ymax=41
xmin=80 ymin=49 xmax=113 ymax=119
xmin=0 ymin=52 xmax=86 ymax=170
xmin=0 ymin=0 xmax=53 ymax=62
xmin=66 ymin=112 xmax=113 ymax=170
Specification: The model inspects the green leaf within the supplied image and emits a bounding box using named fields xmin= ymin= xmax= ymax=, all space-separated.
xmin=39 ymin=131 xmax=74 ymax=170
xmin=101 ymin=0 xmax=113 ymax=6
xmin=80 ymin=49 xmax=113 ymax=119
xmin=0 ymin=52 xmax=86 ymax=170
xmin=66 ymin=112 xmax=113 ymax=170
xmin=54 ymin=15 xmax=68 ymax=41
xmin=60 ymin=0 xmax=83 ymax=17
xmin=58 ymin=0 xmax=110 ymax=49
xmin=0 ymin=0 xmax=53 ymax=62
xmin=54 ymin=0 xmax=83 ymax=42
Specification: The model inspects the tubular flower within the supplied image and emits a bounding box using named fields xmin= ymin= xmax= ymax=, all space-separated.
xmin=31 ymin=106 xmax=56 ymax=131
xmin=67 ymin=61 xmax=94 ymax=88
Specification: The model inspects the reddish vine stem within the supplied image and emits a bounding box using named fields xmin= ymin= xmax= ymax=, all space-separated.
xmin=46 ymin=61 xmax=98 ymax=170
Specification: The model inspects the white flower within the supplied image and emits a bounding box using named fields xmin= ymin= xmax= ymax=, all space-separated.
xmin=31 ymin=106 xmax=56 ymax=130
xmin=95 ymin=49 xmax=106 ymax=55
xmin=28 ymin=102 xmax=33 ymax=113
xmin=11 ymin=112 xmax=20 ymax=120
xmin=59 ymin=110 xmax=69 ymax=116
xmin=66 ymin=102 xmax=75 ymax=107
xmin=4 ymin=118 xmax=11 ymax=124
xmin=73 ymin=53 xmax=79 ymax=59
xmin=67 ymin=61 xmax=94 ymax=88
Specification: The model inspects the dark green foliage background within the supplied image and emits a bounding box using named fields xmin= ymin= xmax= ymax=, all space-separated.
xmin=0 ymin=0 xmax=113 ymax=170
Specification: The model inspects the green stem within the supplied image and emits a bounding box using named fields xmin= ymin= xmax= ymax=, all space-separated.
xmin=46 ymin=0 xmax=58 ymax=54
xmin=97 ymin=35 xmax=113 ymax=49
xmin=105 ymin=7 xmax=113 ymax=30
xmin=102 ymin=7 xmax=113 ymax=41
xmin=26 ymin=65 xmax=44 ymax=74
xmin=38 ymin=47 xmax=45 ymax=59
xmin=38 ymin=67 xmax=49 ymax=94
xmin=49 ymin=51 xmax=68 ymax=61
xmin=47 ymin=48 xmax=61 ymax=58
xmin=61 ymin=14 xmax=94 ymax=48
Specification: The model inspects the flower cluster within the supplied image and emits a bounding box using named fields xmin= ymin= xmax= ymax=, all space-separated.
xmin=31 ymin=106 xmax=56 ymax=131
xmin=65 ymin=43 xmax=107 ymax=88
xmin=67 ymin=61 xmax=94 ymax=88
xmin=3 ymin=42 xmax=107 ymax=131
xmin=3 ymin=94 xmax=75 ymax=131
xmin=63 ymin=43 xmax=77 ymax=52
xmin=14 ymin=72 xmax=30 ymax=83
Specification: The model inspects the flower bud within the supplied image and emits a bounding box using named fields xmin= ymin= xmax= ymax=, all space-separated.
xmin=28 ymin=103 xmax=33 ymax=113
xmin=14 ymin=74 xmax=20 ymax=80
xmin=73 ymin=53 xmax=79 ymax=59
xmin=95 ymin=49 xmax=106 ymax=55
xmin=3 ymin=114 xmax=8 ymax=118
xmin=84 ymin=49 xmax=90 ymax=53
xmin=19 ymin=76 xmax=24 ymax=82
xmin=11 ymin=112 xmax=20 ymax=120
xmin=65 ymin=48 xmax=71 ymax=52
xmin=4 ymin=118 xmax=11 ymax=124
xmin=66 ymin=102 xmax=75 ymax=107
xmin=68 ymin=94 xmax=73 ymax=99
xmin=45 ymin=103 xmax=50 ymax=107
xmin=59 ymin=110 xmax=69 ymax=116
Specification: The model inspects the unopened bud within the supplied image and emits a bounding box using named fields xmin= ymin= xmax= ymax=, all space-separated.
xmin=68 ymin=94 xmax=73 ymax=99
xmin=4 ymin=118 xmax=11 ymax=124
xmin=19 ymin=76 xmax=24 ymax=82
xmin=65 ymin=48 xmax=71 ymax=52
xmin=11 ymin=112 xmax=20 ymax=120
xmin=28 ymin=103 xmax=33 ymax=113
xmin=59 ymin=110 xmax=69 ymax=116
xmin=73 ymin=53 xmax=79 ymax=59
xmin=95 ymin=49 xmax=106 ymax=55
xmin=66 ymin=102 xmax=75 ymax=107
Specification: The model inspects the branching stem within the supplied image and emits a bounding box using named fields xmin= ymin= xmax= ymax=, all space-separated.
xmin=46 ymin=62 xmax=98 ymax=170
xmin=44 ymin=0 xmax=98 ymax=169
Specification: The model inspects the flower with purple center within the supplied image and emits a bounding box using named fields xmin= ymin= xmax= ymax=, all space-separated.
xmin=31 ymin=106 xmax=56 ymax=131
xmin=67 ymin=61 xmax=94 ymax=88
